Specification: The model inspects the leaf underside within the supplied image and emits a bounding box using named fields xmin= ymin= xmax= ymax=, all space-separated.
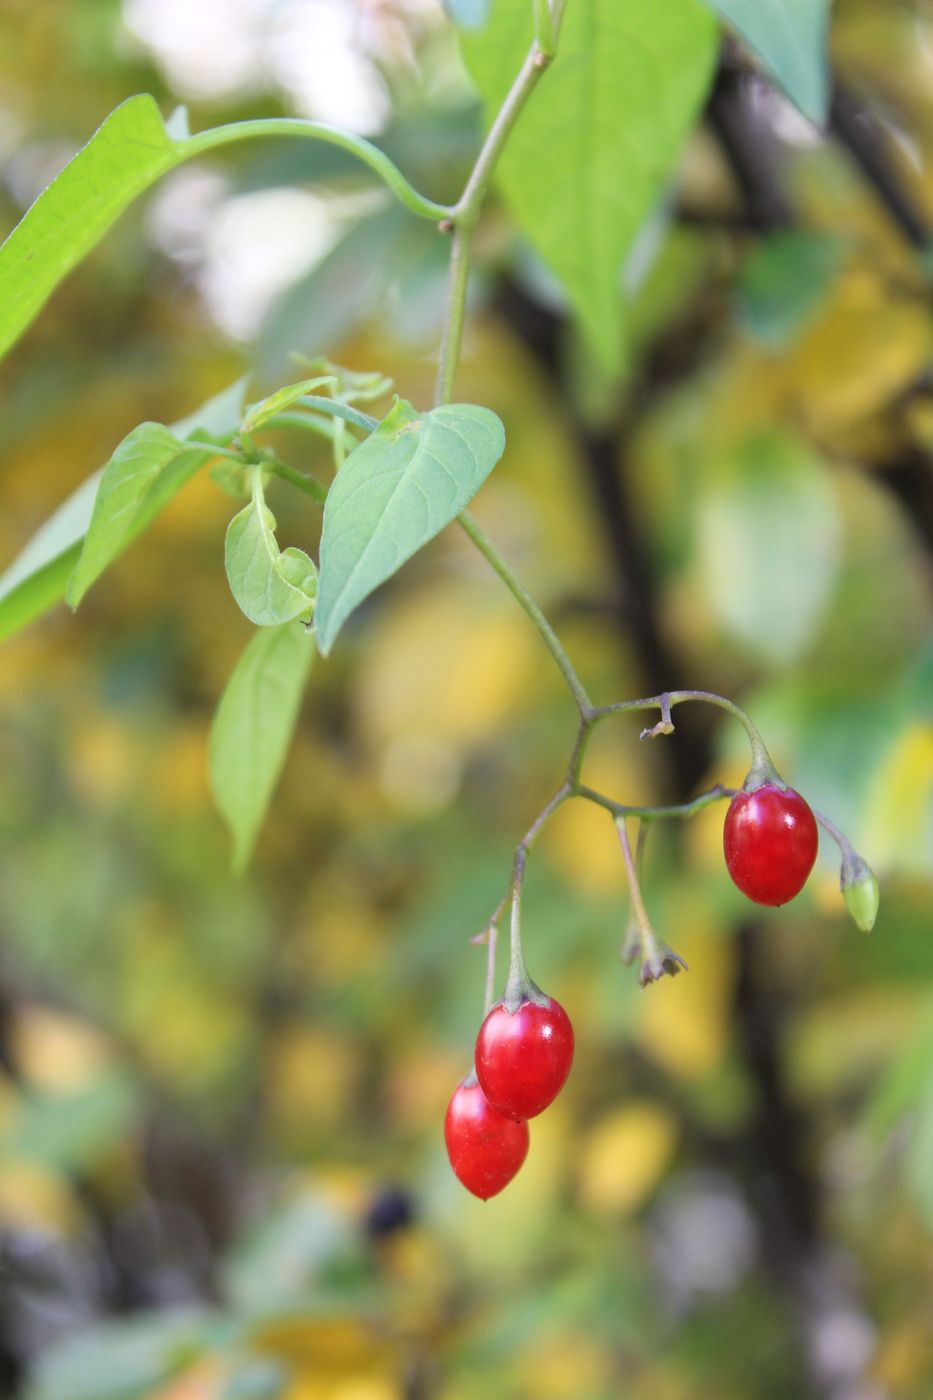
xmin=314 ymin=399 xmax=505 ymax=654
xmin=703 ymin=0 xmax=830 ymax=125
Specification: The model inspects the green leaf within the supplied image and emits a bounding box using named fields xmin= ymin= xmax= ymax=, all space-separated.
xmin=0 ymin=85 xmax=446 ymax=365
xmin=6 ymin=1070 xmax=139 ymax=1174
xmin=0 ymin=472 xmax=101 ymax=641
xmin=209 ymin=623 xmax=315 ymax=872
xmin=241 ymin=374 xmax=336 ymax=434
xmin=66 ymin=424 xmax=207 ymax=608
xmin=736 ymin=230 xmax=848 ymax=347
xmin=24 ymin=1310 xmax=218 ymax=1400
xmin=0 ymin=96 xmax=183 ymax=363
xmin=696 ymin=429 xmax=841 ymax=664
xmin=315 ymin=399 xmax=505 ymax=654
xmin=0 ymin=377 xmax=247 ymax=638
xmin=462 ymin=0 xmax=718 ymax=374
xmin=224 ymin=480 xmax=318 ymax=627
xmin=702 ymin=0 xmax=830 ymax=125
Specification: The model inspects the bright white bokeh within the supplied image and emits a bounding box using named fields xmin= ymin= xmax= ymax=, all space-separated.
xmin=123 ymin=0 xmax=451 ymax=342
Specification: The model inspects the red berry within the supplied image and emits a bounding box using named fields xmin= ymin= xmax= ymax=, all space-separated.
xmin=475 ymin=995 xmax=574 ymax=1121
xmin=723 ymin=783 xmax=818 ymax=906
xmin=444 ymin=1078 xmax=529 ymax=1199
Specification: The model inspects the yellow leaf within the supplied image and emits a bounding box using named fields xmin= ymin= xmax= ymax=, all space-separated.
xmin=861 ymin=724 xmax=933 ymax=874
xmin=266 ymin=1026 xmax=364 ymax=1138
xmin=577 ymin=1101 xmax=677 ymax=1215
xmin=355 ymin=584 xmax=540 ymax=750
xmin=542 ymin=739 xmax=654 ymax=894
xmin=635 ymin=915 xmax=734 ymax=1079
xmin=10 ymin=1005 xmax=113 ymax=1093
xmin=784 ymin=269 xmax=932 ymax=440
xmin=0 ymin=1159 xmax=80 ymax=1233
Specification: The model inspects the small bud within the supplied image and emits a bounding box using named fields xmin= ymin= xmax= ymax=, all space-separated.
xmin=841 ymin=858 xmax=880 ymax=933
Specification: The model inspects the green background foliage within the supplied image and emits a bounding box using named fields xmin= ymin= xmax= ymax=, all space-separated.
xmin=0 ymin=1 xmax=931 ymax=1399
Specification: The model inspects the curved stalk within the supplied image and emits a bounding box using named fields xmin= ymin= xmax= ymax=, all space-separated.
xmin=184 ymin=119 xmax=451 ymax=222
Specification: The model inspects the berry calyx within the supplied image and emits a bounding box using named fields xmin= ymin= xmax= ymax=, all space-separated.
xmin=444 ymin=1077 xmax=529 ymax=1199
xmin=723 ymin=782 xmax=818 ymax=907
xmin=475 ymin=994 xmax=574 ymax=1120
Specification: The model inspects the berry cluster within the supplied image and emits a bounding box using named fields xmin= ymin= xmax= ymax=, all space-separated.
xmin=444 ymin=759 xmax=877 ymax=1198
xmin=445 ymin=994 xmax=574 ymax=1199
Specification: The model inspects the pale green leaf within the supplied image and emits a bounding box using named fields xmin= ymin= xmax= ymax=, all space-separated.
xmin=703 ymin=0 xmax=830 ymax=124
xmin=209 ymin=623 xmax=315 ymax=872
xmin=0 ymin=80 xmax=444 ymax=364
xmin=66 ymin=425 xmax=215 ymax=608
xmin=0 ymin=377 xmax=247 ymax=637
xmin=0 ymin=96 xmax=182 ymax=363
xmin=24 ymin=1310 xmax=217 ymax=1400
xmin=241 ymin=374 xmax=336 ymax=434
xmin=7 ymin=1071 xmax=139 ymax=1174
xmin=224 ymin=489 xmax=318 ymax=627
xmin=697 ymin=430 xmax=841 ymax=663
xmin=462 ymin=0 xmax=718 ymax=374
xmin=0 ymin=472 xmax=100 ymax=641
xmin=315 ymin=399 xmax=505 ymax=654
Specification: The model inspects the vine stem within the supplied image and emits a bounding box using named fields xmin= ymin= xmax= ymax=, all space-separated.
xmin=592 ymin=690 xmax=777 ymax=783
xmin=184 ymin=119 xmax=451 ymax=222
xmin=615 ymin=817 xmax=687 ymax=984
xmin=426 ymin=1 xmax=594 ymax=715
xmin=457 ymin=511 xmax=593 ymax=715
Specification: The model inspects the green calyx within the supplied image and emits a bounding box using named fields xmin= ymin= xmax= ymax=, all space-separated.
xmin=841 ymin=855 xmax=880 ymax=933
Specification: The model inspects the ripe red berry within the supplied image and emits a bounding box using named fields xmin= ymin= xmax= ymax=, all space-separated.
xmin=475 ymin=995 xmax=574 ymax=1121
xmin=723 ymin=782 xmax=818 ymax=906
xmin=444 ymin=1078 xmax=529 ymax=1199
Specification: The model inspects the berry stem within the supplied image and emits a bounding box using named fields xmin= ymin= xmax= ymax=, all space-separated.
xmin=811 ymin=806 xmax=877 ymax=890
xmin=504 ymin=850 xmax=535 ymax=1009
xmin=615 ymin=817 xmax=686 ymax=985
xmin=592 ymin=690 xmax=779 ymax=786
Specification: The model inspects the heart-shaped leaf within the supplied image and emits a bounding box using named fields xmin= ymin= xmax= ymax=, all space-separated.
xmin=462 ymin=0 xmax=718 ymax=374
xmin=315 ymin=399 xmax=505 ymax=654
xmin=224 ymin=482 xmax=317 ymax=627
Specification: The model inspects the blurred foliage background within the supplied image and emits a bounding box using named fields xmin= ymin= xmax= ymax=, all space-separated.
xmin=1 ymin=1 xmax=932 ymax=1398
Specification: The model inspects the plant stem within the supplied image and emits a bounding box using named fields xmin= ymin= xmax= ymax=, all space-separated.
xmin=593 ymin=689 xmax=777 ymax=782
xmin=576 ymin=783 xmax=730 ymax=821
xmin=505 ymin=849 xmax=532 ymax=1003
xmin=435 ymin=225 xmax=475 ymax=409
xmin=615 ymin=817 xmax=686 ymax=983
xmin=457 ymin=511 xmax=592 ymax=715
xmin=434 ymin=30 xmax=557 ymax=408
xmin=427 ymin=7 xmax=597 ymax=716
xmin=184 ymin=119 xmax=451 ymax=222
xmin=264 ymin=457 xmax=327 ymax=503
xmin=298 ymin=398 xmax=378 ymax=432
xmin=615 ymin=818 xmax=654 ymax=941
